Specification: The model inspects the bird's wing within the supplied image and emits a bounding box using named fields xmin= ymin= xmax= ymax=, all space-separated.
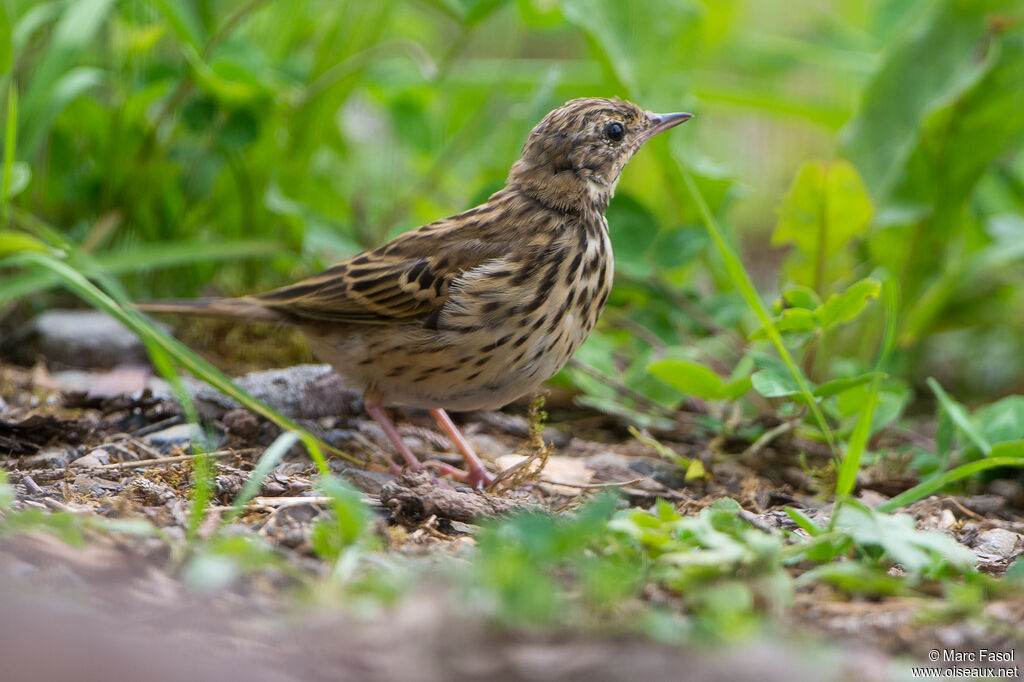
xmin=254 ymin=222 xmax=516 ymax=325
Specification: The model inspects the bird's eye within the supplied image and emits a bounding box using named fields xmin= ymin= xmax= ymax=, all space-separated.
xmin=604 ymin=121 xmax=625 ymax=142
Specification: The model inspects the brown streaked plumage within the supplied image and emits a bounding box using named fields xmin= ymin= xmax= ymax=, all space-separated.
xmin=140 ymin=97 xmax=692 ymax=487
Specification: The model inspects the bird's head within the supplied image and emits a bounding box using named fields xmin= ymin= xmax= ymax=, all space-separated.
xmin=507 ymin=97 xmax=692 ymax=214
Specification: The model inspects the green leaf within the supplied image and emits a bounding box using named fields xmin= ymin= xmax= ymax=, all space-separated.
xmin=816 ymin=277 xmax=881 ymax=330
xmin=750 ymin=368 xmax=801 ymax=398
xmin=749 ymin=307 xmax=817 ymax=340
xmin=975 ymin=396 xmax=1024 ymax=445
xmin=149 ymin=0 xmax=205 ymax=50
xmin=927 ymin=378 xmax=991 ymax=456
xmin=0 ymin=2 xmax=11 ymax=75
xmin=561 ymin=0 xmax=702 ymax=99
xmin=834 ymin=502 xmax=975 ymax=575
xmin=783 ymin=507 xmax=823 ymax=536
xmin=772 ymin=159 xmax=873 ymax=290
xmin=605 ymin=193 xmax=660 ymax=278
xmin=879 ymin=454 xmax=1024 ymax=512
xmin=813 ymin=372 xmax=884 ymax=399
xmin=781 ymin=285 xmax=822 ymax=310
xmin=648 ymin=359 xmax=730 ymax=400
xmin=841 ymin=0 xmax=1020 ymax=199
xmin=0 ymin=230 xmax=48 ymax=254
xmin=800 ymin=562 xmax=908 ymax=596
xmin=52 ymin=0 xmax=116 ymax=50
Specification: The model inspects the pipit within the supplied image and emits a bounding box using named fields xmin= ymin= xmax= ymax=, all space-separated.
xmin=141 ymin=97 xmax=691 ymax=487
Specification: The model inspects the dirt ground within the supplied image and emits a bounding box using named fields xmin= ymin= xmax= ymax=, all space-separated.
xmin=1 ymin=360 xmax=1023 ymax=682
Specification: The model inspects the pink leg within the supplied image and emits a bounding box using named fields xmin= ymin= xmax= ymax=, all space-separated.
xmin=365 ymin=403 xmax=424 ymax=474
xmin=429 ymin=408 xmax=493 ymax=489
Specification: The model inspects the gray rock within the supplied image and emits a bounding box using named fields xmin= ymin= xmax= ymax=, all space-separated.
xmin=20 ymin=446 xmax=75 ymax=469
xmin=143 ymin=423 xmax=219 ymax=453
xmin=12 ymin=309 xmax=167 ymax=368
xmin=148 ymin=364 xmax=359 ymax=420
xmin=974 ymin=528 xmax=1023 ymax=559
xmin=70 ymin=448 xmax=112 ymax=468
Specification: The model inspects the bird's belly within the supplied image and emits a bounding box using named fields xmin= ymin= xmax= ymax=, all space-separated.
xmin=303 ymin=231 xmax=613 ymax=412
xmin=305 ymin=297 xmax=602 ymax=411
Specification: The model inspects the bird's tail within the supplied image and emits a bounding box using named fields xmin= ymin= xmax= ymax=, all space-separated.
xmin=137 ymin=297 xmax=286 ymax=324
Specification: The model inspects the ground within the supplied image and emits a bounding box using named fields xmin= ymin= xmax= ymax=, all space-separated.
xmin=1 ymin=354 xmax=1022 ymax=682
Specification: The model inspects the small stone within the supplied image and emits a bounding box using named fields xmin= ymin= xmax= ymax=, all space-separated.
xmin=143 ymin=423 xmax=218 ymax=453
xmin=974 ymin=528 xmax=1024 ymax=559
xmin=69 ymin=448 xmax=111 ymax=468
xmin=466 ymin=434 xmax=508 ymax=460
xmin=15 ymin=309 xmax=167 ymax=369
xmin=20 ymin=447 xmax=75 ymax=469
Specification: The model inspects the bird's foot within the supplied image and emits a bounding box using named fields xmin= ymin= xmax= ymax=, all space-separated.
xmin=423 ymin=459 xmax=494 ymax=490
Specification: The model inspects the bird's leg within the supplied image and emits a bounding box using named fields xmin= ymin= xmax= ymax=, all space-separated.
xmin=429 ymin=408 xmax=494 ymax=489
xmin=365 ymin=403 xmax=424 ymax=474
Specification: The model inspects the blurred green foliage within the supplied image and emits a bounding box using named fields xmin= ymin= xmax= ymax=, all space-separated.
xmin=2 ymin=0 xmax=1024 ymax=420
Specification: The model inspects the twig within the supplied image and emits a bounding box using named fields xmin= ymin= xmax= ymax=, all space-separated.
xmin=249 ymin=495 xmax=332 ymax=507
xmin=740 ymin=419 xmax=798 ymax=461
xmin=94 ymin=448 xmax=259 ymax=470
xmin=540 ymin=477 xmax=645 ymax=489
xmin=20 ymin=474 xmax=43 ymax=495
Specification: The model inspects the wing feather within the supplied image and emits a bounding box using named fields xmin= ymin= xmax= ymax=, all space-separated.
xmin=254 ymin=225 xmax=519 ymax=325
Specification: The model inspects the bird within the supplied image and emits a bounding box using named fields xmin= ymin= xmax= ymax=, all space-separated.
xmin=139 ymin=97 xmax=692 ymax=488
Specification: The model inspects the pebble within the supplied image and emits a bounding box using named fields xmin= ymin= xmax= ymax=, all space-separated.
xmin=15 ymin=309 xmax=166 ymax=369
xmin=974 ymin=528 xmax=1023 ymax=559
xmin=143 ymin=423 xmax=220 ymax=453
xmin=69 ymin=448 xmax=112 ymax=468
xmin=20 ymin=446 xmax=75 ymax=469
xmin=148 ymin=364 xmax=359 ymax=420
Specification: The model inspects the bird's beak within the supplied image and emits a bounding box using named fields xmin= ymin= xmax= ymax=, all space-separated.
xmin=643 ymin=111 xmax=693 ymax=141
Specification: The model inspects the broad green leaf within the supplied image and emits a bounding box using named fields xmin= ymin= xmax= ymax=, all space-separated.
xmin=22 ymin=67 xmax=105 ymax=155
xmin=781 ymin=285 xmax=822 ymax=311
xmin=0 ymin=230 xmax=48 ymax=254
xmin=750 ymin=368 xmax=801 ymax=398
xmin=834 ymin=502 xmax=975 ymax=574
xmin=892 ymin=36 xmax=1024 ymax=210
xmin=841 ymin=0 xmax=1019 ymax=199
xmin=975 ymin=396 xmax=1024 ymax=445
xmin=800 ymin=562 xmax=908 ymax=596
xmin=605 ymin=193 xmax=660 ymax=278
xmin=991 ymin=440 xmax=1024 ymax=459
xmin=749 ymin=307 xmax=817 ymax=340
xmin=772 ymin=160 xmax=873 ymax=289
xmin=52 ymin=0 xmax=116 ymax=50
xmin=722 ymin=376 xmax=753 ymax=400
xmin=648 ymin=359 xmax=728 ymax=400
xmin=813 ymin=372 xmax=884 ymax=399
xmin=149 ymin=0 xmax=205 ymax=50
xmin=927 ymin=378 xmax=991 ymax=455
xmin=561 ymin=0 xmax=703 ymax=99
xmin=816 ymin=277 xmax=881 ymax=330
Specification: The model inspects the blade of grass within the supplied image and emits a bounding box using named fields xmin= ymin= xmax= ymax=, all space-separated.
xmin=672 ymin=154 xmax=837 ymax=456
xmin=876 ymin=456 xmax=1024 ymax=512
xmin=0 ymin=239 xmax=284 ymax=303
xmin=1 ymin=82 xmax=16 ymax=228
xmin=927 ymin=377 xmax=991 ymax=456
xmin=834 ymin=275 xmax=899 ymax=497
xmin=0 ymin=250 xmax=361 ymax=474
